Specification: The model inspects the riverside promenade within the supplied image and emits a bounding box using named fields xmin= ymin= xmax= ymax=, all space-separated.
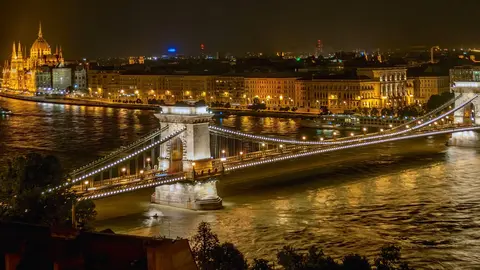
xmin=0 ymin=91 xmax=159 ymax=110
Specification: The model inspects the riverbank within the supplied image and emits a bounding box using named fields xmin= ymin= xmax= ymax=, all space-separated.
xmin=0 ymin=92 xmax=160 ymax=110
xmin=211 ymin=107 xmax=320 ymax=118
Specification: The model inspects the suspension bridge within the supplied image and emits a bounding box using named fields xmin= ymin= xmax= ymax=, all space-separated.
xmin=43 ymin=83 xmax=480 ymax=210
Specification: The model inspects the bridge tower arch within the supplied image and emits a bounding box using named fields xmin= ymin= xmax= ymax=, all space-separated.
xmin=453 ymin=83 xmax=480 ymax=125
xmin=449 ymin=80 xmax=480 ymax=147
xmin=155 ymin=103 xmax=213 ymax=173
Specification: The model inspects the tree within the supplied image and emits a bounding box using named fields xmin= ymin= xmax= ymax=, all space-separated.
xmin=370 ymin=107 xmax=379 ymax=117
xmin=277 ymin=246 xmax=305 ymax=270
xmin=426 ymin=92 xmax=454 ymax=112
xmin=374 ymin=245 xmax=412 ymax=270
xmin=277 ymin=245 xmax=341 ymax=270
xmin=250 ymin=259 xmax=273 ymax=270
xmin=75 ymin=199 xmax=97 ymax=230
xmin=342 ymin=254 xmax=371 ymax=270
xmin=361 ymin=107 xmax=370 ymax=116
xmin=0 ymin=153 xmax=97 ymax=228
xmin=212 ymin=242 xmax=248 ymax=270
xmin=191 ymin=222 xmax=220 ymax=269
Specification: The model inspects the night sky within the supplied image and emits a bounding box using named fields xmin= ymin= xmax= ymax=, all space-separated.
xmin=0 ymin=0 xmax=479 ymax=59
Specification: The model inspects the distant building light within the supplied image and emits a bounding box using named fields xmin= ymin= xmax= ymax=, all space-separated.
xmin=454 ymin=82 xmax=480 ymax=88
xmin=167 ymin=48 xmax=176 ymax=53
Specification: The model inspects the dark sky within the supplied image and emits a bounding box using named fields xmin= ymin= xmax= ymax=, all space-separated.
xmin=0 ymin=0 xmax=478 ymax=60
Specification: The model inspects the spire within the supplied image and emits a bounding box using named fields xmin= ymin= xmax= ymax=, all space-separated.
xmin=17 ymin=41 xmax=22 ymax=58
xmin=55 ymin=45 xmax=58 ymax=55
xmin=38 ymin=21 xmax=43 ymax=38
xmin=59 ymin=46 xmax=63 ymax=58
xmin=12 ymin=42 xmax=17 ymax=59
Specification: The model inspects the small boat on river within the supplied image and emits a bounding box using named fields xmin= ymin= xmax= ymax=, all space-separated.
xmin=0 ymin=107 xmax=12 ymax=115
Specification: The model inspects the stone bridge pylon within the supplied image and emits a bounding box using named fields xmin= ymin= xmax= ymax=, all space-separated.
xmin=152 ymin=102 xmax=222 ymax=210
xmin=449 ymin=80 xmax=480 ymax=147
xmin=155 ymin=102 xmax=213 ymax=174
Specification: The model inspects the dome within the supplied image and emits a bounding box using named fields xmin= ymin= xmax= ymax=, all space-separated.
xmin=31 ymin=37 xmax=51 ymax=53
xmin=30 ymin=23 xmax=51 ymax=58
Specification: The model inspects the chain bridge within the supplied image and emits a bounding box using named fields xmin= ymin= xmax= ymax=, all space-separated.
xmin=42 ymin=82 xmax=480 ymax=210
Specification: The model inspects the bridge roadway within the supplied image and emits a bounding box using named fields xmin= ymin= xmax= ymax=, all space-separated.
xmin=75 ymin=123 xmax=479 ymax=200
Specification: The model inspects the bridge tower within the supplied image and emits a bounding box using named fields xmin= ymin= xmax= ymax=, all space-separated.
xmin=155 ymin=103 xmax=213 ymax=174
xmin=151 ymin=102 xmax=222 ymax=210
xmin=449 ymin=76 xmax=480 ymax=146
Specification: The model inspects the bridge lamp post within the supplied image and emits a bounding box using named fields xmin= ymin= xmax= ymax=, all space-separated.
xmin=302 ymin=136 xmax=306 ymax=140
xmin=362 ymin=127 xmax=367 ymax=135
xmin=406 ymin=125 xmax=410 ymax=129
xmin=146 ymin=157 xmax=151 ymax=170
xmin=389 ymin=124 xmax=393 ymax=129
xmin=221 ymin=149 xmax=226 ymax=158
xmin=192 ymin=162 xmax=196 ymax=179
xmin=121 ymin=167 xmax=127 ymax=177
xmin=84 ymin=180 xmax=89 ymax=191
xmin=350 ymin=133 xmax=355 ymax=137
xmin=333 ymin=132 xmax=337 ymax=140
xmin=239 ymin=151 xmax=244 ymax=161
xmin=320 ymin=137 xmax=324 ymax=141
xmin=380 ymin=128 xmax=384 ymax=132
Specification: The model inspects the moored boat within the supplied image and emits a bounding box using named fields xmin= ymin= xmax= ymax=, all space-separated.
xmin=0 ymin=107 xmax=12 ymax=115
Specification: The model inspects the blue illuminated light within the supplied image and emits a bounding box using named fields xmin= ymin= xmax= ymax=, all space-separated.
xmin=168 ymin=48 xmax=176 ymax=53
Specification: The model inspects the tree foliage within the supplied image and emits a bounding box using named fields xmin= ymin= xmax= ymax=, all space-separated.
xmin=374 ymin=245 xmax=413 ymax=270
xmin=191 ymin=221 xmax=220 ymax=269
xmin=190 ymin=222 xmax=414 ymax=270
xmin=426 ymin=92 xmax=454 ymax=112
xmin=0 ymin=153 xmax=96 ymax=228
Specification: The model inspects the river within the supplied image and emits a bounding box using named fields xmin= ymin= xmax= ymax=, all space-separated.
xmin=1 ymin=97 xmax=480 ymax=269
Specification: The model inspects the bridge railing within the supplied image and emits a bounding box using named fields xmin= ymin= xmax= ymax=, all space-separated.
xmin=79 ymin=172 xmax=187 ymax=200
xmin=71 ymin=125 xmax=169 ymax=175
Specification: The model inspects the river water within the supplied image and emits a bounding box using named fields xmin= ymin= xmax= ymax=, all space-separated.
xmin=1 ymin=97 xmax=480 ymax=269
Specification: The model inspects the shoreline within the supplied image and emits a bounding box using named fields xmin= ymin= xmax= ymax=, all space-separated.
xmin=210 ymin=107 xmax=320 ymax=118
xmin=0 ymin=92 xmax=160 ymax=111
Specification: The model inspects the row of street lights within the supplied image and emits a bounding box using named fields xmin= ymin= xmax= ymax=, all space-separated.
xmin=82 ymin=157 xmax=154 ymax=191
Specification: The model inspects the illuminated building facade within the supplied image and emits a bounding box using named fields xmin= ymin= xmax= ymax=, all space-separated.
xmin=2 ymin=23 xmax=65 ymax=92
xmin=295 ymin=77 xmax=381 ymax=113
xmin=214 ymin=76 xmax=245 ymax=104
xmin=412 ymin=75 xmax=450 ymax=104
xmin=52 ymin=68 xmax=72 ymax=91
xmin=356 ymin=67 xmax=408 ymax=107
xmin=244 ymin=75 xmax=298 ymax=107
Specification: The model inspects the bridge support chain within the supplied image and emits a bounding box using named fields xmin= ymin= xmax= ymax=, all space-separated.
xmin=447 ymin=131 xmax=480 ymax=147
xmin=151 ymin=178 xmax=222 ymax=210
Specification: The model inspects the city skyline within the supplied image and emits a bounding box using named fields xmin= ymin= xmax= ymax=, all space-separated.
xmin=1 ymin=0 xmax=480 ymax=60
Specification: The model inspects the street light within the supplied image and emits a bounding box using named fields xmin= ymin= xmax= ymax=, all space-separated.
xmin=350 ymin=133 xmax=355 ymax=137
xmin=84 ymin=180 xmax=89 ymax=191
xmin=239 ymin=151 xmax=243 ymax=155
xmin=140 ymin=170 xmax=144 ymax=174
xmin=122 ymin=167 xmax=126 ymax=176
xmin=333 ymin=131 xmax=337 ymax=140
xmin=362 ymin=127 xmax=367 ymax=135
xmin=380 ymin=128 xmax=384 ymax=132
xmin=302 ymin=136 xmax=306 ymax=140
xmin=320 ymin=137 xmax=324 ymax=141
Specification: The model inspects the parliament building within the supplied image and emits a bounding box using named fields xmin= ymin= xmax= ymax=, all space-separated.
xmin=2 ymin=23 xmax=65 ymax=92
